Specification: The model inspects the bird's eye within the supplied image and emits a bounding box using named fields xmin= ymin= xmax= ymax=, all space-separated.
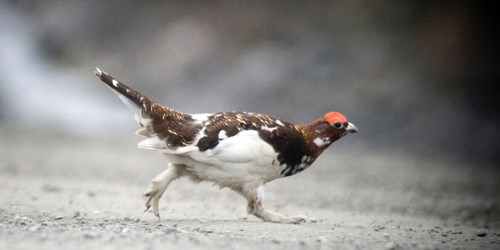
xmin=333 ymin=122 xmax=342 ymax=129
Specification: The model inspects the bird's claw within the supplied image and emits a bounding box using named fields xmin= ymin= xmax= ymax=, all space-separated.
xmin=144 ymin=189 xmax=161 ymax=218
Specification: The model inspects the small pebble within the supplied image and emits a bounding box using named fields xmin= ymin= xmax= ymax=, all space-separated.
xmin=475 ymin=228 xmax=487 ymax=237
xmin=83 ymin=233 xmax=97 ymax=239
xmin=161 ymin=227 xmax=177 ymax=234
xmin=385 ymin=241 xmax=396 ymax=250
xmin=42 ymin=185 xmax=61 ymax=193
xmin=28 ymin=224 xmax=42 ymax=232
xmin=316 ymin=236 xmax=327 ymax=243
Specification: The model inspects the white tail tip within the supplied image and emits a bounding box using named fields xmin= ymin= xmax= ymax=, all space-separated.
xmin=95 ymin=67 xmax=102 ymax=76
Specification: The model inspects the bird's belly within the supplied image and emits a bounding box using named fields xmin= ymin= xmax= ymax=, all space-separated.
xmin=163 ymin=153 xmax=282 ymax=187
xmin=161 ymin=129 xmax=285 ymax=188
xmin=187 ymin=161 xmax=282 ymax=188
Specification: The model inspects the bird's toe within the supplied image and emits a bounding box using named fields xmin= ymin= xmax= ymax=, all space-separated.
xmin=144 ymin=189 xmax=158 ymax=197
xmin=289 ymin=215 xmax=306 ymax=224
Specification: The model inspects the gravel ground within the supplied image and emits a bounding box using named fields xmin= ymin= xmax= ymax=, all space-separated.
xmin=0 ymin=127 xmax=499 ymax=249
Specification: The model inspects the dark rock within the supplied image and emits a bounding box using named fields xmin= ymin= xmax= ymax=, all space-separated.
xmin=475 ymin=228 xmax=487 ymax=237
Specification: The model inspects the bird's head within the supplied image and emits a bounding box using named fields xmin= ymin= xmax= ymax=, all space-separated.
xmin=306 ymin=111 xmax=357 ymax=149
xmin=324 ymin=111 xmax=358 ymax=136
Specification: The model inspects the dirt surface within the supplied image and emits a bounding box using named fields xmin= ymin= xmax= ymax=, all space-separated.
xmin=1 ymin=127 xmax=499 ymax=249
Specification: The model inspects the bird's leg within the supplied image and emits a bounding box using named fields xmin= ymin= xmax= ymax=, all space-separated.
xmin=244 ymin=185 xmax=306 ymax=224
xmin=144 ymin=163 xmax=182 ymax=218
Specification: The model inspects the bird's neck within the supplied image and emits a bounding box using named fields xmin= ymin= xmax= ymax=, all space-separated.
xmin=296 ymin=119 xmax=334 ymax=156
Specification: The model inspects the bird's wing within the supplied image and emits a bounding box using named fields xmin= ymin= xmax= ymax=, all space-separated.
xmin=188 ymin=130 xmax=278 ymax=165
xmin=138 ymin=128 xmax=278 ymax=165
xmin=137 ymin=110 xmax=285 ymax=168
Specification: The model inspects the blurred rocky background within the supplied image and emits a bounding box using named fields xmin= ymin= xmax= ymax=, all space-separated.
xmin=0 ymin=0 xmax=498 ymax=167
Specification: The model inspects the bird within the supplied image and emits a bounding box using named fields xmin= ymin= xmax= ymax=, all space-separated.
xmin=95 ymin=68 xmax=357 ymax=224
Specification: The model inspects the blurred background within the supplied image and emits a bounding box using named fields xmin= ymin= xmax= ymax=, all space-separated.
xmin=0 ymin=0 xmax=498 ymax=167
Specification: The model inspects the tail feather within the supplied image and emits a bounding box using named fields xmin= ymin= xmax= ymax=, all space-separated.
xmin=95 ymin=68 xmax=194 ymax=133
xmin=95 ymin=68 xmax=150 ymax=114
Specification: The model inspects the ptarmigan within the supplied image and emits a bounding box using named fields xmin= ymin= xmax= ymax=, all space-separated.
xmin=95 ymin=68 xmax=357 ymax=224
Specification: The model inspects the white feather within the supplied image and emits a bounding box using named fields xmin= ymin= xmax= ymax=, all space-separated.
xmin=191 ymin=113 xmax=211 ymax=122
xmin=145 ymin=130 xmax=283 ymax=187
xmin=261 ymin=126 xmax=277 ymax=132
xmin=218 ymin=130 xmax=228 ymax=139
xmin=313 ymin=137 xmax=329 ymax=147
xmin=108 ymin=87 xmax=140 ymax=115
xmin=138 ymin=137 xmax=166 ymax=150
xmin=105 ymin=84 xmax=148 ymax=127
xmin=135 ymin=127 xmax=150 ymax=137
